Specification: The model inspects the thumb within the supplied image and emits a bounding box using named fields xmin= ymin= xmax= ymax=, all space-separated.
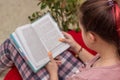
xmin=59 ymin=38 xmax=71 ymax=44
xmin=48 ymin=52 xmax=54 ymax=62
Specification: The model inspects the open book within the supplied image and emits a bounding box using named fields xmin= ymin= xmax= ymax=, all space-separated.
xmin=10 ymin=13 xmax=70 ymax=73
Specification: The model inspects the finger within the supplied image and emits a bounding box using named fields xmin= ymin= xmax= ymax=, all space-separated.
xmin=55 ymin=56 xmax=61 ymax=60
xmin=59 ymin=38 xmax=70 ymax=43
xmin=59 ymin=38 xmax=65 ymax=42
xmin=55 ymin=60 xmax=62 ymax=63
xmin=55 ymin=60 xmax=62 ymax=65
xmin=62 ymin=31 xmax=72 ymax=39
xmin=48 ymin=52 xmax=54 ymax=62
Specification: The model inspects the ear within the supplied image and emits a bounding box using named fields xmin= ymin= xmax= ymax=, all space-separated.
xmin=87 ymin=32 xmax=96 ymax=43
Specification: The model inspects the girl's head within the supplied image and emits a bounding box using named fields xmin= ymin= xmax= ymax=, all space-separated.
xmin=79 ymin=0 xmax=120 ymax=53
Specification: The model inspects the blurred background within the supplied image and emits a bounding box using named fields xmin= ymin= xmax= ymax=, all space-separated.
xmin=0 ymin=0 xmax=39 ymax=44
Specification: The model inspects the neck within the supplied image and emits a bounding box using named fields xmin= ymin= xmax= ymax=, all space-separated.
xmin=95 ymin=42 xmax=120 ymax=67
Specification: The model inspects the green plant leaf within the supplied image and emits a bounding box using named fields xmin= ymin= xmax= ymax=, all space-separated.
xmin=28 ymin=0 xmax=83 ymax=31
xmin=41 ymin=2 xmax=47 ymax=10
xmin=32 ymin=13 xmax=36 ymax=17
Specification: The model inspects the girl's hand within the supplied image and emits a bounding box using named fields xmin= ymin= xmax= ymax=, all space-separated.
xmin=46 ymin=52 xmax=60 ymax=77
xmin=60 ymin=32 xmax=81 ymax=53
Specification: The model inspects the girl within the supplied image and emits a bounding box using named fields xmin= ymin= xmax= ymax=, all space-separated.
xmin=46 ymin=0 xmax=120 ymax=80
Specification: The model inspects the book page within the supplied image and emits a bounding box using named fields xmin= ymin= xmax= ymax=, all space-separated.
xmin=16 ymin=26 xmax=48 ymax=67
xmin=32 ymin=13 xmax=70 ymax=58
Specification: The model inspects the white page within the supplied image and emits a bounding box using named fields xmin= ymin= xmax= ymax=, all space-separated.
xmin=32 ymin=13 xmax=70 ymax=58
xmin=15 ymin=24 xmax=49 ymax=69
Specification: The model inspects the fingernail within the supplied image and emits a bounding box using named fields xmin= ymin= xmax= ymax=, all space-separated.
xmin=59 ymin=38 xmax=64 ymax=42
xmin=48 ymin=52 xmax=52 ymax=56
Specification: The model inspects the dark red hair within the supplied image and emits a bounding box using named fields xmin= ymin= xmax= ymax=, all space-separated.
xmin=80 ymin=0 xmax=120 ymax=53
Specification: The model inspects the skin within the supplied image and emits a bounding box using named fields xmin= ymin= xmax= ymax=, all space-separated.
xmin=45 ymin=23 xmax=120 ymax=80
